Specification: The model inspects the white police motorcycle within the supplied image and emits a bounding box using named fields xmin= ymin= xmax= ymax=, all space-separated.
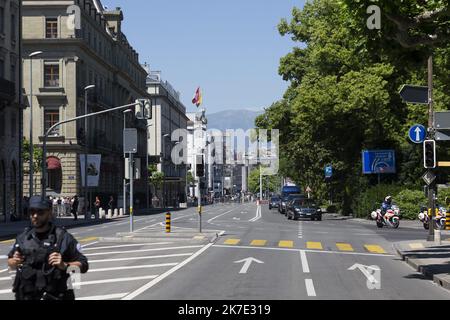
xmin=418 ymin=205 xmax=447 ymax=230
xmin=371 ymin=205 xmax=400 ymax=229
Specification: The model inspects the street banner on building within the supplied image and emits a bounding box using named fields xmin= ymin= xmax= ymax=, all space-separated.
xmin=80 ymin=154 xmax=102 ymax=187
xmin=362 ymin=150 xmax=396 ymax=174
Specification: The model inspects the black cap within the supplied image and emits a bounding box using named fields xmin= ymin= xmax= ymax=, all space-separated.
xmin=29 ymin=196 xmax=52 ymax=210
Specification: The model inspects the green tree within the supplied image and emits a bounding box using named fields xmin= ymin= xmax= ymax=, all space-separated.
xmin=148 ymin=164 xmax=164 ymax=196
xmin=248 ymin=167 xmax=281 ymax=195
xmin=22 ymin=137 xmax=43 ymax=174
xmin=256 ymin=0 xmax=450 ymax=214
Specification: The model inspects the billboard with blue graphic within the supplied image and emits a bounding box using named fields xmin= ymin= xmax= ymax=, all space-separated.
xmin=362 ymin=150 xmax=396 ymax=174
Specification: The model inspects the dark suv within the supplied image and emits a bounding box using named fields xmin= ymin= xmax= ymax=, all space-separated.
xmin=280 ymin=194 xmax=305 ymax=215
xmin=269 ymin=196 xmax=280 ymax=210
xmin=287 ymin=198 xmax=322 ymax=221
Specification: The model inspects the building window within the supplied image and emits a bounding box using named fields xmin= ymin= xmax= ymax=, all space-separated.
xmin=44 ymin=110 xmax=60 ymax=136
xmin=44 ymin=62 xmax=59 ymax=87
xmin=45 ymin=18 xmax=58 ymax=38
xmin=10 ymin=63 xmax=15 ymax=84
xmin=10 ymin=14 xmax=16 ymax=42
xmin=11 ymin=113 xmax=16 ymax=137
xmin=0 ymin=59 xmax=4 ymax=78
xmin=0 ymin=7 xmax=4 ymax=34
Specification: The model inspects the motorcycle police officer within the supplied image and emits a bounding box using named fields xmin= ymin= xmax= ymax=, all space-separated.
xmin=7 ymin=196 xmax=89 ymax=300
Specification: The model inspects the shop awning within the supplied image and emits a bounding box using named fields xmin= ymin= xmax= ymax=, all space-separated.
xmin=47 ymin=157 xmax=61 ymax=170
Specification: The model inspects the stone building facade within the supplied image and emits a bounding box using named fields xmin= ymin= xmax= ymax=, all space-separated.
xmin=22 ymin=0 xmax=149 ymax=207
xmin=0 ymin=0 xmax=21 ymax=222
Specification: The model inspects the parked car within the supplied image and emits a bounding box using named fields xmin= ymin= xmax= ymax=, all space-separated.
xmin=269 ymin=196 xmax=280 ymax=210
xmin=287 ymin=198 xmax=322 ymax=221
xmin=280 ymin=194 xmax=305 ymax=215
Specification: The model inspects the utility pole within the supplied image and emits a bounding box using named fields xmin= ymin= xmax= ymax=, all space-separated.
xmin=427 ymin=55 xmax=437 ymax=242
xmin=84 ymin=85 xmax=95 ymax=220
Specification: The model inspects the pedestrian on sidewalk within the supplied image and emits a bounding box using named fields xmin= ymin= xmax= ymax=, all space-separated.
xmin=94 ymin=196 xmax=101 ymax=218
xmin=71 ymin=196 xmax=79 ymax=221
xmin=108 ymin=196 xmax=115 ymax=212
xmin=7 ymin=196 xmax=89 ymax=300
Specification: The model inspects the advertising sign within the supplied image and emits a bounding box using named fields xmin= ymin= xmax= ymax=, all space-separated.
xmin=80 ymin=154 xmax=102 ymax=187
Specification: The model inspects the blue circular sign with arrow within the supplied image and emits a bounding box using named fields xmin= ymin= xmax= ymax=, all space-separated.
xmin=408 ymin=125 xmax=426 ymax=144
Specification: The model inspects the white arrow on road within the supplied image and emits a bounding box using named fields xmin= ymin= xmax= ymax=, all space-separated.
xmin=234 ymin=257 xmax=264 ymax=274
xmin=233 ymin=217 xmax=241 ymax=221
xmin=348 ymin=263 xmax=380 ymax=285
xmin=415 ymin=127 xmax=422 ymax=142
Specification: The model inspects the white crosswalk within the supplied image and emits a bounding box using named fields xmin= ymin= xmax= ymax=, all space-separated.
xmin=0 ymin=240 xmax=210 ymax=300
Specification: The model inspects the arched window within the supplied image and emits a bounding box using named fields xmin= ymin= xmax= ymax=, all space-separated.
xmin=0 ymin=160 xmax=5 ymax=222
xmin=47 ymin=157 xmax=62 ymax=193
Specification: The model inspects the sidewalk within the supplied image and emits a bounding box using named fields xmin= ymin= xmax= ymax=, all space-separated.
xmin=324 ymin=213 xmax=428 ymax=229
xmin=394 ymin=239 xmax=450 ymax=291
xmin=0 ymin=215 xmax=127 ymax=241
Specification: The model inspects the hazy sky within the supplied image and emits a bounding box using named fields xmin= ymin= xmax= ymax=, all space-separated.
xmin=102 ymin=0 xmax=304 ymax=114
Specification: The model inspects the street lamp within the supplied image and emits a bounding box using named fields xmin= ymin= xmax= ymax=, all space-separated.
xmin=28 ymin=51 xmax=43 ymax=197
xmin=84 ymin=85 xmax=95 ymax=219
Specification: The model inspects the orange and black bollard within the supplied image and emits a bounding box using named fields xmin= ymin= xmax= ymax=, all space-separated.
xmin=166 ymin=212 xmax=171 ymax=233
xmin=446 ymin=216 xmax=450 ymax=230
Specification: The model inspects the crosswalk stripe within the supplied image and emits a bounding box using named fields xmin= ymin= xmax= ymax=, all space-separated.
xmin=0 ymin=276 xmax=12 ymax=281
xmin=89 ymin=252 xmax=193 ymax=263
xmin=0 ymin=240 xmax=14 ymax=244
xmin=82 ymin=242 xmax=173 ymax=251
xmin=73 ymin=275 xmax=158 ymax=286
xmin=336 ymin=243 xmax=354 ymax=252
xmin=0 ymin=289 xmax=12 ymax=294
xmin=77 ymin=237 xmax=99 ymax=243
xmin=306 ymin=242 xmax=323 ymax=250
xmin=364 ymin=245 xmax=386 ymax=254
xmin=84 ymin=245 xmax=203 ymax=257
xmin=77 ymin=293 xmax=129 ymax=300
xmin=250 ymin=240 xmax=267 ymax=246
xmin=89 ymin=263 xmax=179 ymax=273
xmin=224 ymin=239 xmax=240 ymax=245
xmin=409 ymin=243 xmax=424 ymax=250
xmin=278 ymin=241 xmax=294 ymax=248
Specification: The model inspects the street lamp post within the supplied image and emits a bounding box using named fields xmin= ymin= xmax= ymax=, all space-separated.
xmin=84 ymin=85 xmax=95 ymax=219
xmin=28 ymin=51 xmax=43 ymax=197
xmin=146 ymin=124 xmax=153 ymax=210
xmin=162 ymin=134 xmax=170 ymax=208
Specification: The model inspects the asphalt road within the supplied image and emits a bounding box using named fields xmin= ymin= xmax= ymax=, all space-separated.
xmin=0 ymin=203 xmax=449 ymax=300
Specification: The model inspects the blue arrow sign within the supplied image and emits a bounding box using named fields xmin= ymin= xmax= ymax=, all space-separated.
xmin=408 ymin=125 xmax=426 ymax=144
xmin=325 ymin=166 xmax=333 ymax=178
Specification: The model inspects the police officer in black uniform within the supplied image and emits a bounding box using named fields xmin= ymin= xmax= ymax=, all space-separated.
xmin=7 ymin=196 xmax=89 ymax=300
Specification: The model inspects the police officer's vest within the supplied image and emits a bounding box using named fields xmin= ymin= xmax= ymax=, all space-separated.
xmin=13 ymin=226 xmax=70 ymax=300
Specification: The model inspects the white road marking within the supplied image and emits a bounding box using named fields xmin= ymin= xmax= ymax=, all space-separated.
xmin=77 ymin=293 xmax=129 ymax=300
xmin=0 ymin=268 xmax=9 ymax=274
xmin=82 ymin=242 xmax=173 ymax=251
xmin=249 ymin=206 xmax=262 ymax=222
xmin=207 ymin=209 xmax=238 ymax=223
xmin=81 ymin=241 xmax=99 ymax=248
xmin=122 ymin=242 xmax=214 ymax=300
xmin=305 ymin=279 xmax=316 ymax=297
xmin=0 ymin=276 xmax=12 ymax=281
xmin=89 ymin=253 xmax=193 ymax=263
xmin=89 ymin=263 xmax=179 ymax=273
xmin=234 ymin=257 xmax=264 ymax=274
xmin=299 ymin=251 xmax=310 ymax=274
xmin=84 ymin=245 xmax=203 ymax=257
xmin=73 ymin=275 xmax=158 ymax=286
xmin=0 ymin=289 xmax=12 ymax=294
xmin=213 ymin=245 xmax=395 ymax=257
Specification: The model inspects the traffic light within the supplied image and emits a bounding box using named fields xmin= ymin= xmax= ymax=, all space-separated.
xmin=196 ymin=155 xmax=205 ymax=177
xmin=135 ymin=99 xmax=152 ymax=120
xmin=423 ymin=140 xmax=436 ymax=169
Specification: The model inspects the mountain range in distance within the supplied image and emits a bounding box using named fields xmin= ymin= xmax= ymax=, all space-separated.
xmin=206 ymin=109 xmax=264 ymax=131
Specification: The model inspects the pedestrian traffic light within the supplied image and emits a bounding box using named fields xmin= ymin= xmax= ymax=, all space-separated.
xmin=135 ymin=99 xmax=152 ymax=120
xmin=424 ymin=140 xmax=436 ymax=169
xmin=196 ymin=155 xmax=204 ymax=177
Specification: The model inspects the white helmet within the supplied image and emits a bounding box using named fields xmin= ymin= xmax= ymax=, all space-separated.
xmin=371 ymin=211 xmax=378 ymax=220
xmin=385 ymin=196 xmax=392 ymax=202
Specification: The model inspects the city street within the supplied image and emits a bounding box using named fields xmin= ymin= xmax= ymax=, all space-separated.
xmin=1 ymin=203 xmax=449 ymax=300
